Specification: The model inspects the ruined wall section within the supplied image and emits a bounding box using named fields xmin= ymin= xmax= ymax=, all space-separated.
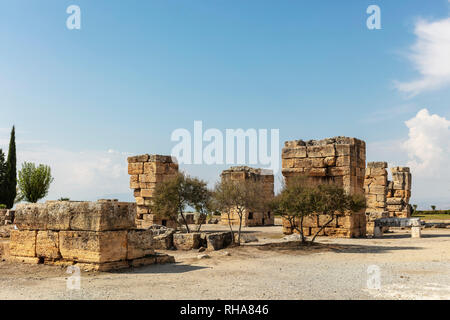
xmin=364 ymin=162 xmax=389 ymax=235
xmin=219 ymin=166 xmax=274 ymax=227
xmin=281 ymin=137 xmax=366 ymax=238
xmin=387 ymin=167 xmax=412 ymax=218
xmin=128 ymin=155 xmax=179 ymax=229
xmin=9 ymin=200 xmax=174 ymax=271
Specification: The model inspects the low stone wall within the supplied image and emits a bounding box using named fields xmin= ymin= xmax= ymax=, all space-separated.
xmin=9 ymin=200 xmax=175 ymax=271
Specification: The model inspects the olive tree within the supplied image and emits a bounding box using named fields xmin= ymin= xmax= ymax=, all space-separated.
xmin=150 ymin=172 xmax=212 ymax=233
xmin=271 ymin=176 xmax=366 ymax=243
xmin=213 ymin=178 xmax=268 ymax=244
xmin=270 ymin=176 xmax=317 ymax=243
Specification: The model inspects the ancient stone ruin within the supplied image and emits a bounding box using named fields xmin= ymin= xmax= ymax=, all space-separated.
xmin=364 ymin=162 xmax=389 ymax=235
xmin=364 ymin=163 xmax=412 ymax=234
xmin=219 ymin=166 xmax=275 ymax=227
xmin=9 ymin=200 xmax=174 ymax=271
xmin=281 ymin=137 xmax=367 ymax=238
xmin=387 ymin=167 xmax=412 ymax=218
xmin=128 ymin=154 xmax=179 ymax=229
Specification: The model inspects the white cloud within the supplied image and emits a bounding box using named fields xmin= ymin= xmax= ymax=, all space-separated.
xmin=402 ymin=108 xmax=450 ymax=176
xmin=368 ymin=109 xmax=450 ymax=209
xmin=395 ymin=18 xmax=450 ymax=95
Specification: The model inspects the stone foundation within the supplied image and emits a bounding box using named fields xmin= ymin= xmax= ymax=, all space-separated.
xmin=9 ymin=200 xmax=174 ymax=271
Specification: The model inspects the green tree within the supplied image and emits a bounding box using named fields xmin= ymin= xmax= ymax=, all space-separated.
xmin=213 ymin=178 xmax=268 ymax=244
xmin=412 ymin=204 xmax=418 ymax=214
xmin=311 ymin=183 xmax=365 ymax=242
xmin=151 ymin=172 xmax=212 ymax=233
xmin=270 ymin=176 xmax=318 ymax=243
xmin=4 ymin=126 xmax=16 ymax=208
xmin=0 ymin=149 xmax=7 ymax=206
xmin=431 ymin=205 xmax=436 ymax=211
xmin=271 ymin=176 xmax=366 ymax=244
xmin=17 ymin=162 xmax=54 ymax=203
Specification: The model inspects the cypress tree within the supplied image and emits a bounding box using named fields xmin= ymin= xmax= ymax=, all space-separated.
xmin=5 ymin=126 xmax=16 ymax=208
xmin=0 ymin=149 xmax=6 ymax=205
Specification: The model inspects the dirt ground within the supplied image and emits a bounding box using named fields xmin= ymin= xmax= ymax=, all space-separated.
xmin=0 ymin=224 xmax=449 ymax=300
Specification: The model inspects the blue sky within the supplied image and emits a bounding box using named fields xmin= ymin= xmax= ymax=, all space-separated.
xmin=1 ymin=1 xmax=450 ymax=208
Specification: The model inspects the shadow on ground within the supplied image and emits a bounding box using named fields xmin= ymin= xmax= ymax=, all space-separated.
xmin=253 ymin=241 xmax=423 ymax=255
xmin=114 ymin=263 xmax=210 ymax=275
xmin=380 ymin=232 xmax=450 ymax=239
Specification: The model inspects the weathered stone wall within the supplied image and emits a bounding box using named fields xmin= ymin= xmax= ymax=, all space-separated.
xmin=9 ymin=200 xmax=174 ymax=271
xmin=281 ymin=137 xmax=366 ymax=238
xmin=387 ymin=167 xmax=412 ymax=218
xmin=364 ymin=162 xmax=389 ymax=235
xmin=219 ymin=166 xmax=274 ymax=227
xmin=128 ymin=154 xmax=179 ymax=229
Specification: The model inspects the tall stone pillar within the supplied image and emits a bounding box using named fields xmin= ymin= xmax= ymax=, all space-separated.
xmin=128 ymin=154 xmax=179 ymax=229
xmin=364 ymin=162 xmax=389 ymax=235
xmin=387 ymin=167 xmax=412 ymax=218
xmin=281 ymin=137 xmax=366 ymax=238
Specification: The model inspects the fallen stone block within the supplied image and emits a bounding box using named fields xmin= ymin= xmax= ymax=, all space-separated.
xmin=173 ymin=232 xmax=202 ymax=250
xmin=127 ymin=229 xmax=154 ymax=260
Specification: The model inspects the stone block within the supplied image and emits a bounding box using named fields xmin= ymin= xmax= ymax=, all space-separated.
xmin=282 ymin=146 xmax=307 ymax=158
xmin=307 ymin=145 xmax=335 ymax=158
xmin=36 ymin=231 xmax=60 ymax=259
xmin=128 ymin=162 xmax=144 ymax=175
xmin=127 ymin=229 xmax=154 ymax=260
xmin=155 ymin=254 xmax=176 ymax=264
xmin=59 ymin=231 xmax=127 ymax=263
xmin=411 ymin=226 xmax=421 ymax=238
xmin=70 ymin=201 xmax=136 ymax=232
xmin=173 ymin=232 xmax=202 ymax=250
xmin=130 ymin=256 xmax=157 ymax=268
xmin=335 ymin=144 xmax=351 ymax=156
xmin=127 ymin=154 xmax=149 ymax=163
xmin=10 ymin=230 xmax=37 ymax=257
xmin=206 ymin=232 xmax=227 ymax=250
xmin=14 ymin=203 xmax=48 ymax=230
xmin=367 ymin=162 xmax=388 ymax=169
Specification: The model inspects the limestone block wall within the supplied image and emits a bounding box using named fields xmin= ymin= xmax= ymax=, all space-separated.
xmin=128 ymin=154 xmax=179 ymax=229
xmin=364 ymin=162 xmax=389 ymax=235
xmin=281 ymin=137 xmax=366 ymax=238
xmin=387 ymin=167 xmax=412 ymax=218
xmin=219 ymin=166 xmax=274 ymax=227
xmin=9 ymin=200 xmax=174 ymax=271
